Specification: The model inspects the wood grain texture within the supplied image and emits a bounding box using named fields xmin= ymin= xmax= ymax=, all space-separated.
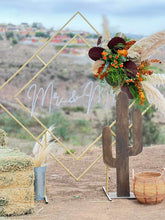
xmin=128 ymin=109 xmax=143 ymax=156
xmin=102 ymin=126 xmax=116 ymax=167
xmin=116 ymin=92 xmax=130 ymax=197
xmin=102 ymin=91 xmax=143 ymax=197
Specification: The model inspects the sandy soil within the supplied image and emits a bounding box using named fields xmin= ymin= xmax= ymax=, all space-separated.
xmin=8 ymin=144 xmax=165 ymax=220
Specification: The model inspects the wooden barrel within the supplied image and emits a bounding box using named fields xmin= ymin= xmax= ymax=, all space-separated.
xmin=133 ymin=171 xmax=165 ymax=204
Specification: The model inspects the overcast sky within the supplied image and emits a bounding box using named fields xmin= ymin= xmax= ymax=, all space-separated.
xmin=0 ymin=0 xmax=165 ymax=36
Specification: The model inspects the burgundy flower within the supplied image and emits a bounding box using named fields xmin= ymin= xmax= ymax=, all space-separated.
xmin=124 ymin=61 xmax=137 ymax=78
xmin=88 ymin=37 xmax=126 ymax=61
xmin=107 ymin=37 xmax=126 ymax=50
xmin=88 ymin=47 xmax=104 ymax=61
xmin=121 ymin=85 xmax=134 ymax=99
xmin=97 ymin=36 xmax=102 ymax=46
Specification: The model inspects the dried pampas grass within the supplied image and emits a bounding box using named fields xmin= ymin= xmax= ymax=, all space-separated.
xmin=92 ymin=60 xmax=105 ymax=74
xmin=33 ymin=125 xmax=54 ymax=156
xmin=142 ymin=80 xmax=165 ymax=114
xmin=141 ymin=39 xmax=165 ymax=60
xmin=101 ymin=16 xmax=111 ymax=48
xmin=144 ymin=73 xmax=165 ymax=87
xmin=128 ymin=30 xmax=165 ymax=61
xmin=33 ymin=125 xmax=55 ymax=167
xmin=33 ymin=145 xmax=51 ymax=167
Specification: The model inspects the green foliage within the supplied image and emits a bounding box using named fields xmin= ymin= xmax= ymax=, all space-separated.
xmin=131 ymin=101 xmax=159 ymax=146
xmin=62 ymin=106 xmax=85 ymax=113
xmin=0 ymin=34 xmax=3 ymax=40
xmin=0 ymin=111 xmax=38 ymax=140
xmin=35 ymin=32 xmax=50 ymax=38
xmin=54 ymin=44 xmax=87 ymax=51
xmin=109 ymin=100 xmax=161 ymax=146
xmin=66 ymin=149 xmax=75 ymax=154
xmin=0 ymin=109 xmax=92 ymax=145
xmin=39 ymin=111 xmax=70 ymax=141
xmin=12 ymin=37 xmax=18 ymax=45
xmin=86 ymin=33 xmax=98 ymax=39
xmin=66 ymin=33 xmax=74 ymax=38
xmin=105 ymin=67 xmax=126 ymax=87
xmin=74 ymin=119 xmax=91 ymax=133
xmin=6 ymin=31 xmax=14 ymax=40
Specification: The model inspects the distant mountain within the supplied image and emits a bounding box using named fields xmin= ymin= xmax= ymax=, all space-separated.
xmin=126 ymin=33 xmax=145 ymax=40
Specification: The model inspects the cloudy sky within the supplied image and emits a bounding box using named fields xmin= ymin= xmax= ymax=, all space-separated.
xmin=0 ymin=0 xmax=165 ymax=36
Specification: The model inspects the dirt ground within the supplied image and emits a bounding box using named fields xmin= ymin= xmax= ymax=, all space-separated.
xmin=6 ymin=144 xmax=165 ymax=220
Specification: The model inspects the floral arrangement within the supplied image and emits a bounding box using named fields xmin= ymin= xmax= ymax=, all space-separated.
xmin=88 ymin=35 xmax=162 ymax=106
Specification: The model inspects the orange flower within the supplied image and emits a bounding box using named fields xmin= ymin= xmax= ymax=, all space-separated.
xmin=151 ymin=59 xmax=161 ymax=64
xmin=101 ymin=51 xmax=108 ymax=56
xmin=119 ymin=64 xmax=123 ymax=67
xmin=109 ymin=55 xmax=112 ymax=58
xmin=117 ymin=49 xmax=128 ymax=57
xmin=103 ymin=56 xmax=107 ymax=60
xmin=116 ymin=56 xmax=119 ymax=59
xmin=138 ymin=77 xmax=143 ymax=81
xmin=115 ymin=66 xmax=118 ymax=69
xmin=111 ymin=63 xmax=115 ymax=67
xmin=124 ymin=40 xmax=136 ymax=50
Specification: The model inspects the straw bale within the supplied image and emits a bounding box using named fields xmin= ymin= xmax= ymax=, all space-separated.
xmin=0 ymin=148 xmax=33 ymax=173
xmin=0 ymin=186 xmax=34 ymax=204
xmin=0 ymin=148 xmax=34 ymax=216
xmin=0 ymin=170 xmax=34 ymax=189
xmin=0 ymin=203 xmax=34 ymax=216
xmin=0 ymin=129 xmax=7 ymax=147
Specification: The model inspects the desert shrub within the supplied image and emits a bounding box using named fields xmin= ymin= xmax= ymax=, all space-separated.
xmin=6 ymin=31 xmax=14 ymax=40
xmin=62 ymin=106 xmax=85 ymax=113
xmin=12 ymin=38 xmax=18 ymax=45
xmin=0 ymin=111 xmax=38 ymax=139
xmin=0 ymin=109 xmax=92 ymax=144
xmin=39 ymin=111 xmax=71 ymax=141
xmin=131 ymin=101 xmax=159 ymax=146
xmin=104 ymin=100 xmax=160 ymax=146
xmin=0 ymin=34 xmax=3 ymax=40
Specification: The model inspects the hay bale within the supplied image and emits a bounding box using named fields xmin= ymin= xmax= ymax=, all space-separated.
xmin=0 ymin=129 xmax=7 ymax=147
xmin=0 ymin=148 xmax=34 ymax=216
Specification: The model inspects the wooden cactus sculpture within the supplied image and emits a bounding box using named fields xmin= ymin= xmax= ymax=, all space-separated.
xmin=102 ymin=92 xmax=143 ymax=197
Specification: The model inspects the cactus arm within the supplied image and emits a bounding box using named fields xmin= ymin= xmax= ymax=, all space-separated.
xmin=128 ymin=109 xmax=143 ymax=156
xmin=102 ymin=126 xmax=116 ymax=167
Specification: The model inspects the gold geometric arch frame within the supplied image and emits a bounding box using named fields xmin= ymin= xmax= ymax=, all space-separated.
xmin=0 ymin=12 xmax=152 ymax=181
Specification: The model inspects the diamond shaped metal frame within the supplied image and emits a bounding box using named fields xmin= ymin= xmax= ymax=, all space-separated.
xmin=0 ymin=12 xmax=152 ymax=181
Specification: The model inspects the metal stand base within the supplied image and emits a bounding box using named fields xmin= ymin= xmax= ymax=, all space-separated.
xmin=44 ymin=196 xmax=48 ymax=204
xmin=103 ymin=187 xmax=136 ymax=201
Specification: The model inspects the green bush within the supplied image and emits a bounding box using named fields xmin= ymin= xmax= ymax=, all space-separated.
xmin=12 ymin=38 xmax=18 ymax=45
xmin=0 ymin=34 xmax=3 ymax=40
xmin=6 ymin=31 xmax=14 ymax=40
xmin=39 ymin=111 xmax=71 ymax=141
xmin=106 ymin=101 xmax=160 ymax=147
xmin=130 ymin=101 xmax=159 ymax=146
xmin=0 ymin=110 xmax=92 ymax=145
xmin=35 ymin=32 xmax=50 ymax=38
xmin=62 ymin=106 xmax=85 ymax=113
xmin=0 ymin=111 xmax=38 ymax=139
